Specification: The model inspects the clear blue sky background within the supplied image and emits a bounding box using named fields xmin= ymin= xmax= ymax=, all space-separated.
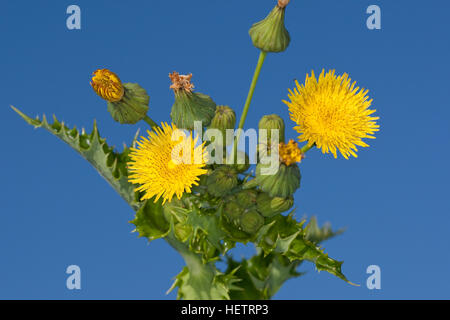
xmin=1 ymin=0 xmax=449 ymax=299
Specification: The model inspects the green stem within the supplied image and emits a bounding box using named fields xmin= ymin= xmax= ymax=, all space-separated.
xmin=232 ymin=50 xmax=267 ymax=160
xmin=301 ymin=143 xmax=315 ymax=154
xmin=165 ymin=234 xmax=220 ymax=299
xmin=166 ymin=234 xmax=205 ymax=274
xmin=143 ymin=115 xmax=159 ymax=130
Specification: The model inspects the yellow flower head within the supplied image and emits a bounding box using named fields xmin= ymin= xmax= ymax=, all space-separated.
xmin=283 ymin=70 xmax=379 ymax=159
xmin=279 ymin=140 xmax=303 ymax=166
xmin=91 ymin=69 xmax=124 ymax=102
xmin=128 ymin=122 xmax=208 ymax=204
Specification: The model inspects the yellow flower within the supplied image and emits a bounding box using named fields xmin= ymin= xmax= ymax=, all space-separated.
xmin=279 ymin=140 xmax=303 ymax=166
xmin=128 ymin=123 xmax=208 ymax=204
xmin=283 ymin=70 xmax=379 ymax=159
xmin=91 ymin=69 xmax=124 ymax=102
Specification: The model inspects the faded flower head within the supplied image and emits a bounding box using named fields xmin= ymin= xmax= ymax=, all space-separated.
xmin=169 ymin=71 xmax=217 ymax=130
xmin=283 ymin=69 xmax=379 ymax=159
xmin=169 ymin=72 xmax=195 ymax=93
xmin=128 ymin=123 xmax=208 ymax=204
xmin=91 ymin=69 xmax=124 ymax=102
xmin=278 ymin=0 xmax=290 ymax=8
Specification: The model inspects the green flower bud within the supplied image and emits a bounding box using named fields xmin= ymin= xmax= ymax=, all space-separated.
xmin=256 ymin=193 xmax=294 ymax=217
xmin=239 ymin=210 xmax=264 ymax=234
xmin=174 ymin=223 xmax=192 ymax=243
xmin=236 ymin=189 xmax=258 ymax=208
xmin=251 ymin=162 xmax=301 ymax=198
xmin=106 ymin=83 xmax=150 ymax=124
xmin=224 ymin=200 xmax=244 ymax=222
xmin=259 ymin=114 xmax=285 ymax=144
xmin=169 ymin=72 xmax=216 ymax=130
xmin=210 ymin=106 xmax=236 ymax=138
xmin=206 ymin=166 xmax=238 ymax=197
xmin=162 ymin=197 xmax=185 ymax=223
xmin=249 ymin=4 xmax=291 ymax=53
xmin=221 ymin=213 xmax=253 ymax=242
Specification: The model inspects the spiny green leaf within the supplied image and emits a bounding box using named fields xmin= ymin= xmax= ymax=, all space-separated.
xmin=256 ymin=212 xmax=355 ymax=285
xmin=226 ymin=258 xmax=266 ymax=300
xmin=166 ymin=234 xmax=240 ymax=300
xmin=12 ymin=106 xmax=141 ymax=210
xmin=186 ymin=207 xmax=225 ymax=252
xmin=305 ymin=216 xmax=345 ymax=244
xmin=227 ymin=252 xmax=302 ymax=300
xmin=168 ymin=265 xmax=240 ymax=300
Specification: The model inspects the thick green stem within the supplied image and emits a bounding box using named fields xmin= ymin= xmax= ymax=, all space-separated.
xmin=165 ymin=233 xmax=220 ymax=300
xmin=232 ymin=51 xmax=267 ymax=160
xmin=166 ymin=234 xmax=206 ymax=275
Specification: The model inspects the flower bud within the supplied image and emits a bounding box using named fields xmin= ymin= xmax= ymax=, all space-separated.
xmin=210 ymin=106 xmax=236 ymax=134
xmin=253 ymin=162 xmax=301 ymax=198
xmin=236 ymin=189 xmax=258 ymax=208
xmin=239 ymin=210 xmax=264 ymax=234
xmin=174 ymin=223 xmax=192 ymax=242
xmin=249 ymin=4 xmax=291 ymax=53
xmin=162 ymin=197 xmax=184 ymax=222
xmin=206 ymin=166 xmax=238 ymax=197
xmin=91 ymin=69 xmax=150 ymax=124
xmin=256 ymin=193 xmax=294 ymax=217
xmin=224 ymin=200 xmax=244 ymax=222
xmin=169 ymin=72 xmax=216 ymax=130
xmin=259 ymin=114 xmax=285 ymax=144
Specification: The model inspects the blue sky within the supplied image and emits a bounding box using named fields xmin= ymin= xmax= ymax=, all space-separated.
xmin=1 ymin=0 xmax=449 ymax=299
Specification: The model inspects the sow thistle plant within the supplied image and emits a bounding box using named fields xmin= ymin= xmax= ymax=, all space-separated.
xmin=12 ymin=0 xmax=379 ymax=299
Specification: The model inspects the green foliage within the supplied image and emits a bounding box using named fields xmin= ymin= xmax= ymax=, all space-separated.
xmin=131 ymin=199 xmax=170 ymax=241
xmin=12 ymin=106 xmax=142 ymax=211
xmin=305 ymin=216 xmax=345 ymax=244
xmin=256 ymin=213 xmax=352 ymax=284
xmin=227 ymin=252 xmax=302 ymax=300
xmin=13 ymin=106 xmax=354 ymax=299
xmin=166 ymin=237 xmax=241 ymax=300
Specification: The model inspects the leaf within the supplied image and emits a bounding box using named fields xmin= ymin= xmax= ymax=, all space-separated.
xmin=225 ymin=258 xmax=266 ymax=300
xmin=256 ymin=212 xmax=355 ymax=285
xmin=305 ymin=216 xmax=345 ymax=244
xmin=11 ymin=106 xmax=142 ymax=210
xmin=166 ymin=235 xmax=240 ymax=300
xmin=227 ymin=252 xmax=303 ymax=300
xmin=168 ymin=265 xmax=241 ymax=300
xmin=130 ymin=199 xmax=170 ymax=241
xmin=186 ymin=206 xmax=225 ymax=252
